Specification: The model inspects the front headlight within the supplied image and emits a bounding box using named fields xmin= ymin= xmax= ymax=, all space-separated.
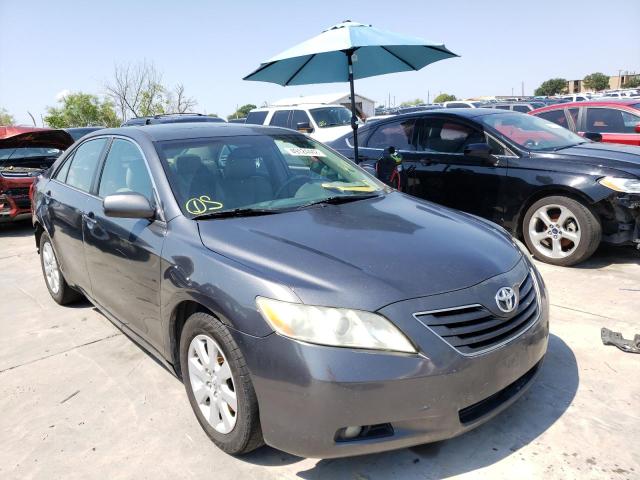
xmin=256 ymin=297 xmax=417 ymax=353
xmin=598 ymin=176 xmax=640 ymax=194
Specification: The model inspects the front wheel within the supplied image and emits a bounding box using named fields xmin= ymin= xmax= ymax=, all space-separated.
xmin=522 ymin=195 xmax=601 ymax=266
xmin=179 ymin=312 xmax=263 ymax=455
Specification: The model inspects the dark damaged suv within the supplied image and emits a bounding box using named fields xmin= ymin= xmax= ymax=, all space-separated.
xmin=32 ymin=123 xmax=548 ymax=458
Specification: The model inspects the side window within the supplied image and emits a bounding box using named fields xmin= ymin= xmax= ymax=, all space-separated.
xmin=291 ymin=110 xmax=311 ymax=128
xmin=513 ymin=105 xmax=530 ymax=113
xmin=245 ymin=111 xmax=268 ymax=125
xmin=269 ymin=110 xmax=291 ymax=128
xmin=54 ymin=154 xmax=74 ymax=182
xmin=416 ymin=119 xmax=483 ymax=153
xmin=367 ymin=119 xmax=416 ymax=151
xmin=621 ymin=110 xmax=640 ymax=133
xmin=567 ymin=108 xmax=579 ymax=128
xmin=585 ymin=108 xmax=626 ymax=133
xmin=535 ymin=110 xmax=569 ymax=128
xmin=495 ymin=105 xmax=511 ymax=110
xmin=65 ymin=138 xmax=107 ymax=193
xmin=98 ymin=139 xmax=153 ymax=200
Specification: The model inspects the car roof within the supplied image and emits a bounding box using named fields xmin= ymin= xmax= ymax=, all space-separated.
xmin=250 ymin=104 xmax=346 ymax=112
xmin=84 ymin=122 xmax=299 ymax=142
xmin=359 ymin=108 xmax=508 ymax=126
xmin=530 ymin=98 xmax=640 ymax=113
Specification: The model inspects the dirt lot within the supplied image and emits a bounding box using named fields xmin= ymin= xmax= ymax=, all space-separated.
xmin=1 ymin=221 xmax=638 ymax=480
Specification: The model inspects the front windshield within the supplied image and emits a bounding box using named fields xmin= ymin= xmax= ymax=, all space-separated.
xmin=155 ymin=133 xmax=386 ymax=218
xmin=0 ymin=147 xmax=62 ymax=162
xmin=479 ymin=112 xmax=586 ymax=151
xmin=309 ymin=107 xmax=351 ymax=128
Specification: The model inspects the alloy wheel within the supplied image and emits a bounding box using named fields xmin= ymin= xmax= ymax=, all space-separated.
xmin=188 ymin=334 xmax=237 ymax=434
xmin=528 ymin=204 xmax=581 ymax=259
xmin=42 ymin=242 xmax=61 ymax=294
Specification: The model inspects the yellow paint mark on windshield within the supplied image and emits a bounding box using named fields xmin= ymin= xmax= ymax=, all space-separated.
xmin=321 ymin=183 xmax=376 ymax=192
xmin=185 ymin=195 xmax=223 ymax=215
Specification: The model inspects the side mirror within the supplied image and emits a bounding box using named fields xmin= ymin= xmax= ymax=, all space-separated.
xmin=296 ymin=121 xmax=314 ymax=133
xmin=464 ymin=142 xmax=493 ymax=160
xmin=635 ymin=123 xmax=640 ymax=134
xmin=583 ymin=132 xmax=603 ymax=142
xmin=104 ymin=193 xmax=155 ymax=219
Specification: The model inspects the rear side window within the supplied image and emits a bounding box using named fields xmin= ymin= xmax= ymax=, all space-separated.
xmin=245 ymin=111 xmax=268 ymax=125
xmin=367 ymin=119 xmax=416 ymax=150
xmin=269 ymin=110 xmax=291 ymax=128
xmin=585 ymin=108 xmax=638 ymax=133
xmin=495 ymin=105 xmax=511 ymax=110
xmin=291 ymin=110 xmax=311 ymax=128
xmin=98 ymin=139 xmax=153 ymax=200
xmin=534 ymin=110 xmax=569 ymax=129
xmin=65 ymin=138 xmax=108 ymax=192
xmin=513 ymin=105 xmax=531 ymax=113
xmin=54 ymin=154 xmax=73 ymax=182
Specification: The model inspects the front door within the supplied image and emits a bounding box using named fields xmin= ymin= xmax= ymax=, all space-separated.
xmin=581 ymin=107 xmax=640 ymax=146
xmin=409 ymin=117 xmax=508 ymax=223
xmin=82 ymin=138 xmax=166 ymax=350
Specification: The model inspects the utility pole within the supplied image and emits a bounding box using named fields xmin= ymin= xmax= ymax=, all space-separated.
xmin=521 ymin=81 xmax=524 ymax=97
xmin=427 ymin=90 xmax=430 ymax=104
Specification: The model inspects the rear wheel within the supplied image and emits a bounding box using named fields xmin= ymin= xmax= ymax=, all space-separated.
xmin=522 ymin=195 xmax=601 ymax=266
xmin=179 ymin=312 xmax=263 ymax=455
xmin=39 ymin=232 xmax=82 ymax=305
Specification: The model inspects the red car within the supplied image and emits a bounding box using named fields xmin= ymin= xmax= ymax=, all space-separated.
xmin=0 ymin=127 xmax=74 ymax=222
xmin=530 ymin=99 xmax=640 ymax=146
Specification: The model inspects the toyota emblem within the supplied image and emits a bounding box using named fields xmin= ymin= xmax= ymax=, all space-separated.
xmin=495 ymin=287 xmax=518 ymax=313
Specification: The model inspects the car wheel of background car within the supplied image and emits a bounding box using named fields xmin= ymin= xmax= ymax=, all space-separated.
xmin=179 ymin=312 xmax=263 ymax=455
xmin=523 ymin=196 xmax=601 ymax=267
xmin=39 ymin=232 xmax=83 ymax=305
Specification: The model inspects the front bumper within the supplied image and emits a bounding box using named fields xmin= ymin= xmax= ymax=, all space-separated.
xmin=235 ymin=261 xmax=549 ymax=458
xmin=599 ymin=194 xmax=640 ymax=246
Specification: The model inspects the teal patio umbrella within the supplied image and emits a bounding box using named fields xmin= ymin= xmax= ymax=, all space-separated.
xmin=243 ymin=20 xmax=458 ymax=161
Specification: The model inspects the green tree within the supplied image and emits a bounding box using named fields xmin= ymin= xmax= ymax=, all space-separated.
xmin=623 ymin=76 xmax=640 ymax=89
xmin=433 ymin=93 xmax=456 ymax=103
xmin=400 ymin=98 xmax=425 ymax=107
xmin=534 ymin=78 xmax=567 ymax=96
xmin=44 ymin=92 xmax=120 ymax=128
xmin=0 ymin=108 xmax=15 ymax=125
xmin=227 ymin=104 xmax=257 ymax=120
xmin=583 ymin=72 xmax=610 ymax=92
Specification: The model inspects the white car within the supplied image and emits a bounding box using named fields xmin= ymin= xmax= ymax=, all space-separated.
xmin=245 ymin=104 xmax=354 ymax=143
xmin=559 ymin=94 xmax=590 ymax=102
xmin=443 ymin=100 xmax=486 ymax=108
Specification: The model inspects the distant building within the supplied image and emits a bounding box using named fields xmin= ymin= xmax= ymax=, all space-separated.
xmin=271 ymin=92 xmax=376 ymax=119
xmin=566 ymin=72 xmax=639 ymax=93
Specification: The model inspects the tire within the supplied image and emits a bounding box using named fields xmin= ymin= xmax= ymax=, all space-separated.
xmin=179 ymin=312 xmax=263 ymax=455
xmin=522 ymin=195 xmax=601 ymax=267
xmin=39 ymin=232 xmax=83 ymax=305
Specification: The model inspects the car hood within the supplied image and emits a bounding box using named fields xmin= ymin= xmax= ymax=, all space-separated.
xmin=536 ymin=142 xmax=640 ymax=177
xmin=197 ymin=193 xmax=522 ymax=311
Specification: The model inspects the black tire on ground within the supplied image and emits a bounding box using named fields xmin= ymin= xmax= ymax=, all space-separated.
xmin=522 ymin=195 xmax=601 ymax=267
xmin=179 ymin=312 xmax=263 ymax=455
xmin=39 ymin=232 xmax=83 ymax=305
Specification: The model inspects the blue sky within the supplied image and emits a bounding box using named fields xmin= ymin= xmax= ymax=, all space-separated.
xmin=1 ymin=0 xmax=638 ymax=124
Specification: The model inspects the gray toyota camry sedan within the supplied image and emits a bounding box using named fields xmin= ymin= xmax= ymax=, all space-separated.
xmin=32 ymin=123 xmax=548 ymax=458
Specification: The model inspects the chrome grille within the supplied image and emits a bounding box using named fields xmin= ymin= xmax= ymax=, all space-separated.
xmin=415 ymin=271 xmax=540 ymax=356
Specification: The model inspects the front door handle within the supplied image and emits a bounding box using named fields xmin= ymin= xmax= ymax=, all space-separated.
xmin=83 ymin=211 xmax=97 ymax=228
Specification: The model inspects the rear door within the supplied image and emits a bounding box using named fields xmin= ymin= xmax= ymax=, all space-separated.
xmin=269 ymin=110 xmax=292 ymax=129
xmin=46 ymin=137 xmax=108 ymax=292
xmin=356 ymin=116 xmax=419 ymax=173
xmin=82 ymin=137 xmax=166 ymax=349
xmin=581 ymin=107 xmax=640 ymax=146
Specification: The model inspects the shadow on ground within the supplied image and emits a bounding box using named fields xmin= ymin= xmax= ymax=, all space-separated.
xmin=241 ymin=334 xmax=578 ymax=479
xmin=0 ymin=219 xmax=33 ymax=238
xmin=574 ymin=244 xmax=639 ymax=269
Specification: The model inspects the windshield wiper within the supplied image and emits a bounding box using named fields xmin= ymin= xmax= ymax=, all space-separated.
xmin=192 ymin=207 xmax=280 ymax=220
xmin=298 ymin=193 xmax=381 ymax=208
xmin=551 ymin=142 xmax=589 ymax=152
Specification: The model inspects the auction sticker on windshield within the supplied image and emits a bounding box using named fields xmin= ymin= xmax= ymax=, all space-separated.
xmin=285 ymin=148 xmax=326 ymax=157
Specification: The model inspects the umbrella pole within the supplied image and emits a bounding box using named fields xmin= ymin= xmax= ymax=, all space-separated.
xmin=346 ymin=50 xmax=359 ymax=163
